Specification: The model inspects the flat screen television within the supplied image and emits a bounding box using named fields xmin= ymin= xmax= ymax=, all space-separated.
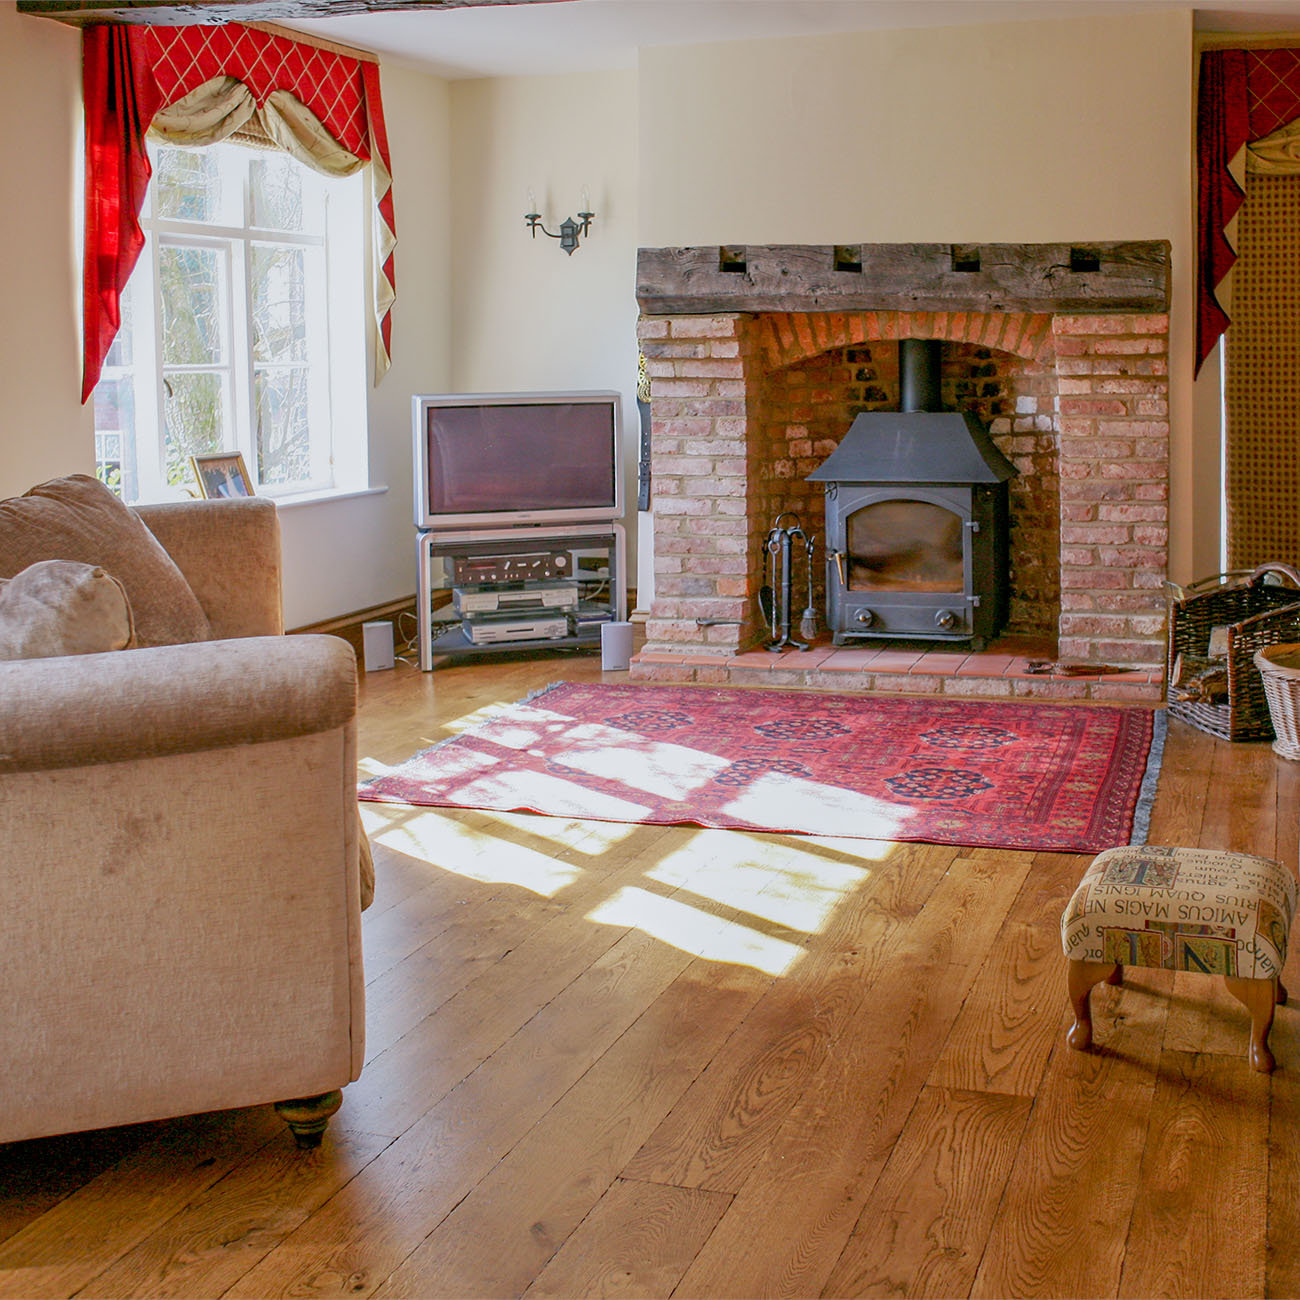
xmin=413 ymin=390 xmax=623 ymax=531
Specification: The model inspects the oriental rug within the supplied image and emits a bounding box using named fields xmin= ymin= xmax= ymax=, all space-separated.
xmin=359 ymin=682 xmax=1166 ymax=853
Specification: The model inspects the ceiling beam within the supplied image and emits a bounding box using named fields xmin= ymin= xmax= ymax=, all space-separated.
xmin=16 ymin=0 xmax=568 ymax=25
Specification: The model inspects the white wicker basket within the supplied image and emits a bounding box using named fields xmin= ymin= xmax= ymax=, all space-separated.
xmin=1254 ymin=643 xmax=1300 ymax=759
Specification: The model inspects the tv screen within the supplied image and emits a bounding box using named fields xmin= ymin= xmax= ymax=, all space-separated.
xmin=413 ymin=391 xmax=622 ymax=530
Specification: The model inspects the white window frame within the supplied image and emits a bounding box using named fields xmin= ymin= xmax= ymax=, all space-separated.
xmin=96 ymin=138 xmax=367 ymax=505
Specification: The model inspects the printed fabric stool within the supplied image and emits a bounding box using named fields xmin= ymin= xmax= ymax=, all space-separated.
xmin=1061 ymin=845 xmax=1297 ymax=1072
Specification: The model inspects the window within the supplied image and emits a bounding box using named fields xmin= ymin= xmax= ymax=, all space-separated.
xmin=94 ymin=138 xmax=367 ymax=503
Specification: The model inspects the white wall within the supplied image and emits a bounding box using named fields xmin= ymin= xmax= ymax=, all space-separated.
xmin=279 ymin=61 xmax=453 ymax=627
xmin=448 ymin=69 xmax=642 ymax=586
xmin=638 ymin=10 xmax=1204 ymax=580
xmin=0 ymin=8 xmax=93 ymax=494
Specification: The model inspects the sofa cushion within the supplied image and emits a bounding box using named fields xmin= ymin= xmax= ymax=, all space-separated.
xmin=0 ymin=560 xmax=135 ymax=660
xmin=0 ymin=476 xmax=210 ymax=647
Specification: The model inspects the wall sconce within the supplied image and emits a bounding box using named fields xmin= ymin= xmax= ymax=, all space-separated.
xmin=525 ymin=188 xmax=595 ymax=255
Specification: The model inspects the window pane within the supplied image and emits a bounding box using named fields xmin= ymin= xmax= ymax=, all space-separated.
xmin=153 ymin=146 xmax=222 ymax=223
xmin=164 ymin=371 xmax=225 ymax=485
xmin=160 ymin=245 xmax=226 ymax=365
xmin=255 ymin=366 xmax=311 ymax=485
xmin=93 ymin=376 xmax=134 ymax=497
xmin=250 ymin=154 xmax=305 ymax=232
xmin=251 ymin=245 xmax=307 ymax=363
xmin=105 ymin=288 xmax=133 ymax=367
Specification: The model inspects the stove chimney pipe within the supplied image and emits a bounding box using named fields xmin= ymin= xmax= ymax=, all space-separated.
xmin=899 ymin=338 xmax=942 ymax=413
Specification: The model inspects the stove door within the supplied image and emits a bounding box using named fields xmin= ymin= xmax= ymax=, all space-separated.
xmin=824 ymin=485 xmax=977 ymax=640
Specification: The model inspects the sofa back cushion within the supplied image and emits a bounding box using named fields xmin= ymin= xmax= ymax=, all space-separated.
xmin=0 ymin=476 xmax=210 ymax=647
xmin=0 ymin=560 xmax=135 ymax=660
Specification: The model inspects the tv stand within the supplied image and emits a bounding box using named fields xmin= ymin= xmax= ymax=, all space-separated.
xmin=416 ymin=523 xmax=627 ymax=671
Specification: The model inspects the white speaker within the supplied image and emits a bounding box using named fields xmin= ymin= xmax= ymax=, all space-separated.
xmin=600 ymin=620 xmax=634 ymax=671
xmin=362 ymin=620 xmax=395 ymax=672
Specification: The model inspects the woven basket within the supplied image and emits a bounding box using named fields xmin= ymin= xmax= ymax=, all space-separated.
xmin=1255 ymin=644 xmax=1300 ymax=759
xmin=1166 ymin=563 xmax=1300 ymax=742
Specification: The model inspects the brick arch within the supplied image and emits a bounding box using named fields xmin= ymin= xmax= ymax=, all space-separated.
xmin=752 ymin=309 xmax=1056 ymax=372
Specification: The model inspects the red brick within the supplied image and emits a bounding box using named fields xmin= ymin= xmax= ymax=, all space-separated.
xmin=671 ymin=316 xmax=744 ymax=338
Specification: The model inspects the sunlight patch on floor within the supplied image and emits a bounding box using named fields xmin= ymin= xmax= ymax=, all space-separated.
xmin=720 ymin=770 xmax=913 ymax=841
xmin=645 ymin=830 xmax=872 ymax=934
xmin=473 ymin=810 xmax=637 ymax=854
xmin=587 ymin=886 xmax=803 ymax=977
xmin=359 ymin=804 xmax=581 ymax=897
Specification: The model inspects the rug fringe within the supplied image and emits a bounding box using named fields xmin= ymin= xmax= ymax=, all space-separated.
xmin=1129 ymin=708 xmax=1168 ymax=847
xmin=518 ymin=681 xmax=571 ymax=706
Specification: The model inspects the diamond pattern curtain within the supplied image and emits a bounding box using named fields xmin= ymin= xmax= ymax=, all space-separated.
xmin=81 ymin=22 xmax=396 ymax=401
xmin=1197 ymin=48 xmax=1300 ymax=374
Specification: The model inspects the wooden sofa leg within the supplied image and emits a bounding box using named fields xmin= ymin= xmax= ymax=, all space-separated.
xmin=1225 ymin=977 xmax=1278 ymax=1074
xmin=1067 ymin=960 xmax=1120 ymax=1051
xmin=274 ymin=1090 xmax=342 ymax=1148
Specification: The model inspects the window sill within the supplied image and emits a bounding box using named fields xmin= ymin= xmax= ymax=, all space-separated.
xmin=267 ymin=484 xmax=389 ymax=510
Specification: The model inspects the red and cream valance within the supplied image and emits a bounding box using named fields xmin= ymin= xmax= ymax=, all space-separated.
xmin=1197 ymin=47 xmax=1300 ymax=373
xmin=82 ymin=21 xmax=396 ymax=402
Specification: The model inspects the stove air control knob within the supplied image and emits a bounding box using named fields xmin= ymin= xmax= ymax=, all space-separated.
xmin=856 ymin=609 xmax=875 ymax=627
xmin=935 ymin=609 xmax=958 ymax=630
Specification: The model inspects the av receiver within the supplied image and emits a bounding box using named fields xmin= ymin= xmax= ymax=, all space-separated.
xmin=452 ymin=551 xmax=570 ymax=585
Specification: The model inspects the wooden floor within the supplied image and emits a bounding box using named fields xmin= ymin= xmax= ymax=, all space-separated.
xmin=4 ymin=648 xmax=1300 ymax=1299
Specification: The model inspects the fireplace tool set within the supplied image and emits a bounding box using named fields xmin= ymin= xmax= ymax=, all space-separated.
xmin=760 ymin=513 xmax=817 ymax=651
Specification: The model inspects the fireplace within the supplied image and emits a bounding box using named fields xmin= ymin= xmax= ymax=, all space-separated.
xmin=810 ymin=338 xmax=1015 ymax=648
xmin=631 ymin=241 xmax=1172 ymax=687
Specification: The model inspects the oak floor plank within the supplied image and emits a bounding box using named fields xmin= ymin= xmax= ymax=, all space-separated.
xmin=0 ymin=1124 xmax=163 ymax=1251
xmin=341 ymin=826 xmax=680 ymax=1139
xmin=224 ymin=924 xmax=707 ymax=1297
xmin=522 ymin=1179 xmax=731 ymax=1300
xmin=672 ymin=852 xmax=1034 ymax=1299
xmin=1145 ymin=718 xmax=1216 ymax=846
xmin=1267 ymin=1058 xmax=1300 ymax=1297
xmin=371 ymin=959 xmax=771 ymax=1299
xmin=76 ymin=1126 xmax=392 ymax=1299
xmin=969 ymin=995 xmax=1167 ymax=1300
xmin=1005 ymin=851 xmax=1090 ymax=929
xmin=0 ymin=1108 xmax=281 ymax=1300
xmin=820 ymin=1085 xmax=1034 ymax=1300
xmin=622 ymin=844 xmax=955 ymax=1195
xmin=1118 ymin=1049 xmax=1268 ymax=1299
xmin=927 ymin=919 xmax=1064 ymax=1097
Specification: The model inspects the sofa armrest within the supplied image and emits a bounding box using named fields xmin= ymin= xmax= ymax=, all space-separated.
xmin=0 ymin=635 xmax=355 ymax=774
xmin=135 ymin=498 xmax=283 ymax=639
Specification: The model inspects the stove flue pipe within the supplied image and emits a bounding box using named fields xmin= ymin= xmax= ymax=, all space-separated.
xmin=899 ymin=337 xmax=943 ymax=413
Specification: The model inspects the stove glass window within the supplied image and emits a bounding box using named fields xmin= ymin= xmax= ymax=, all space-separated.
xmin=846 ymin=499 xmax=963 ymax=592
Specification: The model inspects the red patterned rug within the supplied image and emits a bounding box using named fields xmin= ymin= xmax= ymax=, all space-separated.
xmin=359 ymin=682 xmax=1164 ymax=853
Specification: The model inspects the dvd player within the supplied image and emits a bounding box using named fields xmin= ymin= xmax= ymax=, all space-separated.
xmin=463 ymin=613 xmax=569 ymax=645
xmin=453 ymin=581 xmax=578 ymax=615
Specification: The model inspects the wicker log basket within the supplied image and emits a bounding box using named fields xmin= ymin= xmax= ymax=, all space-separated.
xmin=1255 ymin=644 xmax=1300 ymax=759
xmin=1166 ymin=563 xmax=1300 ymax=742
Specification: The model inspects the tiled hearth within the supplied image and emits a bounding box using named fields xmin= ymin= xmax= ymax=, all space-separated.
xmin=631 ymin=634 xmax=1164 ymax=703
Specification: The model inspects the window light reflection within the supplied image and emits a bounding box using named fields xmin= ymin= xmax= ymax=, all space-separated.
xmin=587 ymin=886 xmax=803 ymax=977
xmin=359 ymin=804 xmax=581 ymax=898
xmin=647 ymin=830 xmax=872 ymax=934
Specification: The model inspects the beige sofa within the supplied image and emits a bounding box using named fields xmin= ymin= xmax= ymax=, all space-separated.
xmin=0 ymin=495 xmax=365 ymax=1148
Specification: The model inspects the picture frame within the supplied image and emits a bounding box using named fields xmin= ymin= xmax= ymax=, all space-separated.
xmin=191 ymin=451 xmax=254 ymax=500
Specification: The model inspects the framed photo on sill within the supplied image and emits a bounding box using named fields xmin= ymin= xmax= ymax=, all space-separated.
xmin=191 ymin=451 xmax=254 ymax=500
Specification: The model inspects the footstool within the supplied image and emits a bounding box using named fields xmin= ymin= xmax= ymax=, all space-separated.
xmin=1061 ymin=845 xmax=1297 ymax=1072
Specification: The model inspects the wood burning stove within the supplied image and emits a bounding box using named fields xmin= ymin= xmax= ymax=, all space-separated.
xmin=807 ymin=339 xmax=1016 ymax=648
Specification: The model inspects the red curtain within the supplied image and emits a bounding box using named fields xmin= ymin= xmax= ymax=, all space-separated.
xmin=81 ymin=22 xmax=396 ymax=401
xmin=81 ymin=26 xmax=162 ymax=403
xmin=1196 ymin=47 xmax=1300 ymax=374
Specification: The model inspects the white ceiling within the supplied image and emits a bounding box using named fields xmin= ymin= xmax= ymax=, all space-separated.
xmin=280 ymin=0 xmax=1300 ymax=80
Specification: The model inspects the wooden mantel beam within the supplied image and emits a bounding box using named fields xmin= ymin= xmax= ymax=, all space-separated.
xmin=17 ymin=0 xmax=567 ymax=25
xmin=637 ymin=242 xmax=1172 ymax=316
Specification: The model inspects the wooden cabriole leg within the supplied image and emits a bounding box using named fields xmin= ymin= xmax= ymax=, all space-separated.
xmin=1106 ymin=964 xmax=1124 ymax=986
xmin=1225 ymin=976 xmax=1279 ymax=1074
xmin=274 ymin=1090 xmax=343 ymax=1148
xmin=1066 ymin=960 xmax=1120 ymax=1051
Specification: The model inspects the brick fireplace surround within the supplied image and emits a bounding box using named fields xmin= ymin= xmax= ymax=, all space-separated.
xmin=630 ymin=245 xmax=1170 ymax=704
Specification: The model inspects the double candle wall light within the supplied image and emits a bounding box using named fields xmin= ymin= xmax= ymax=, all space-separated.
xmin=525 ymin=188 xmax=595 ymax=255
